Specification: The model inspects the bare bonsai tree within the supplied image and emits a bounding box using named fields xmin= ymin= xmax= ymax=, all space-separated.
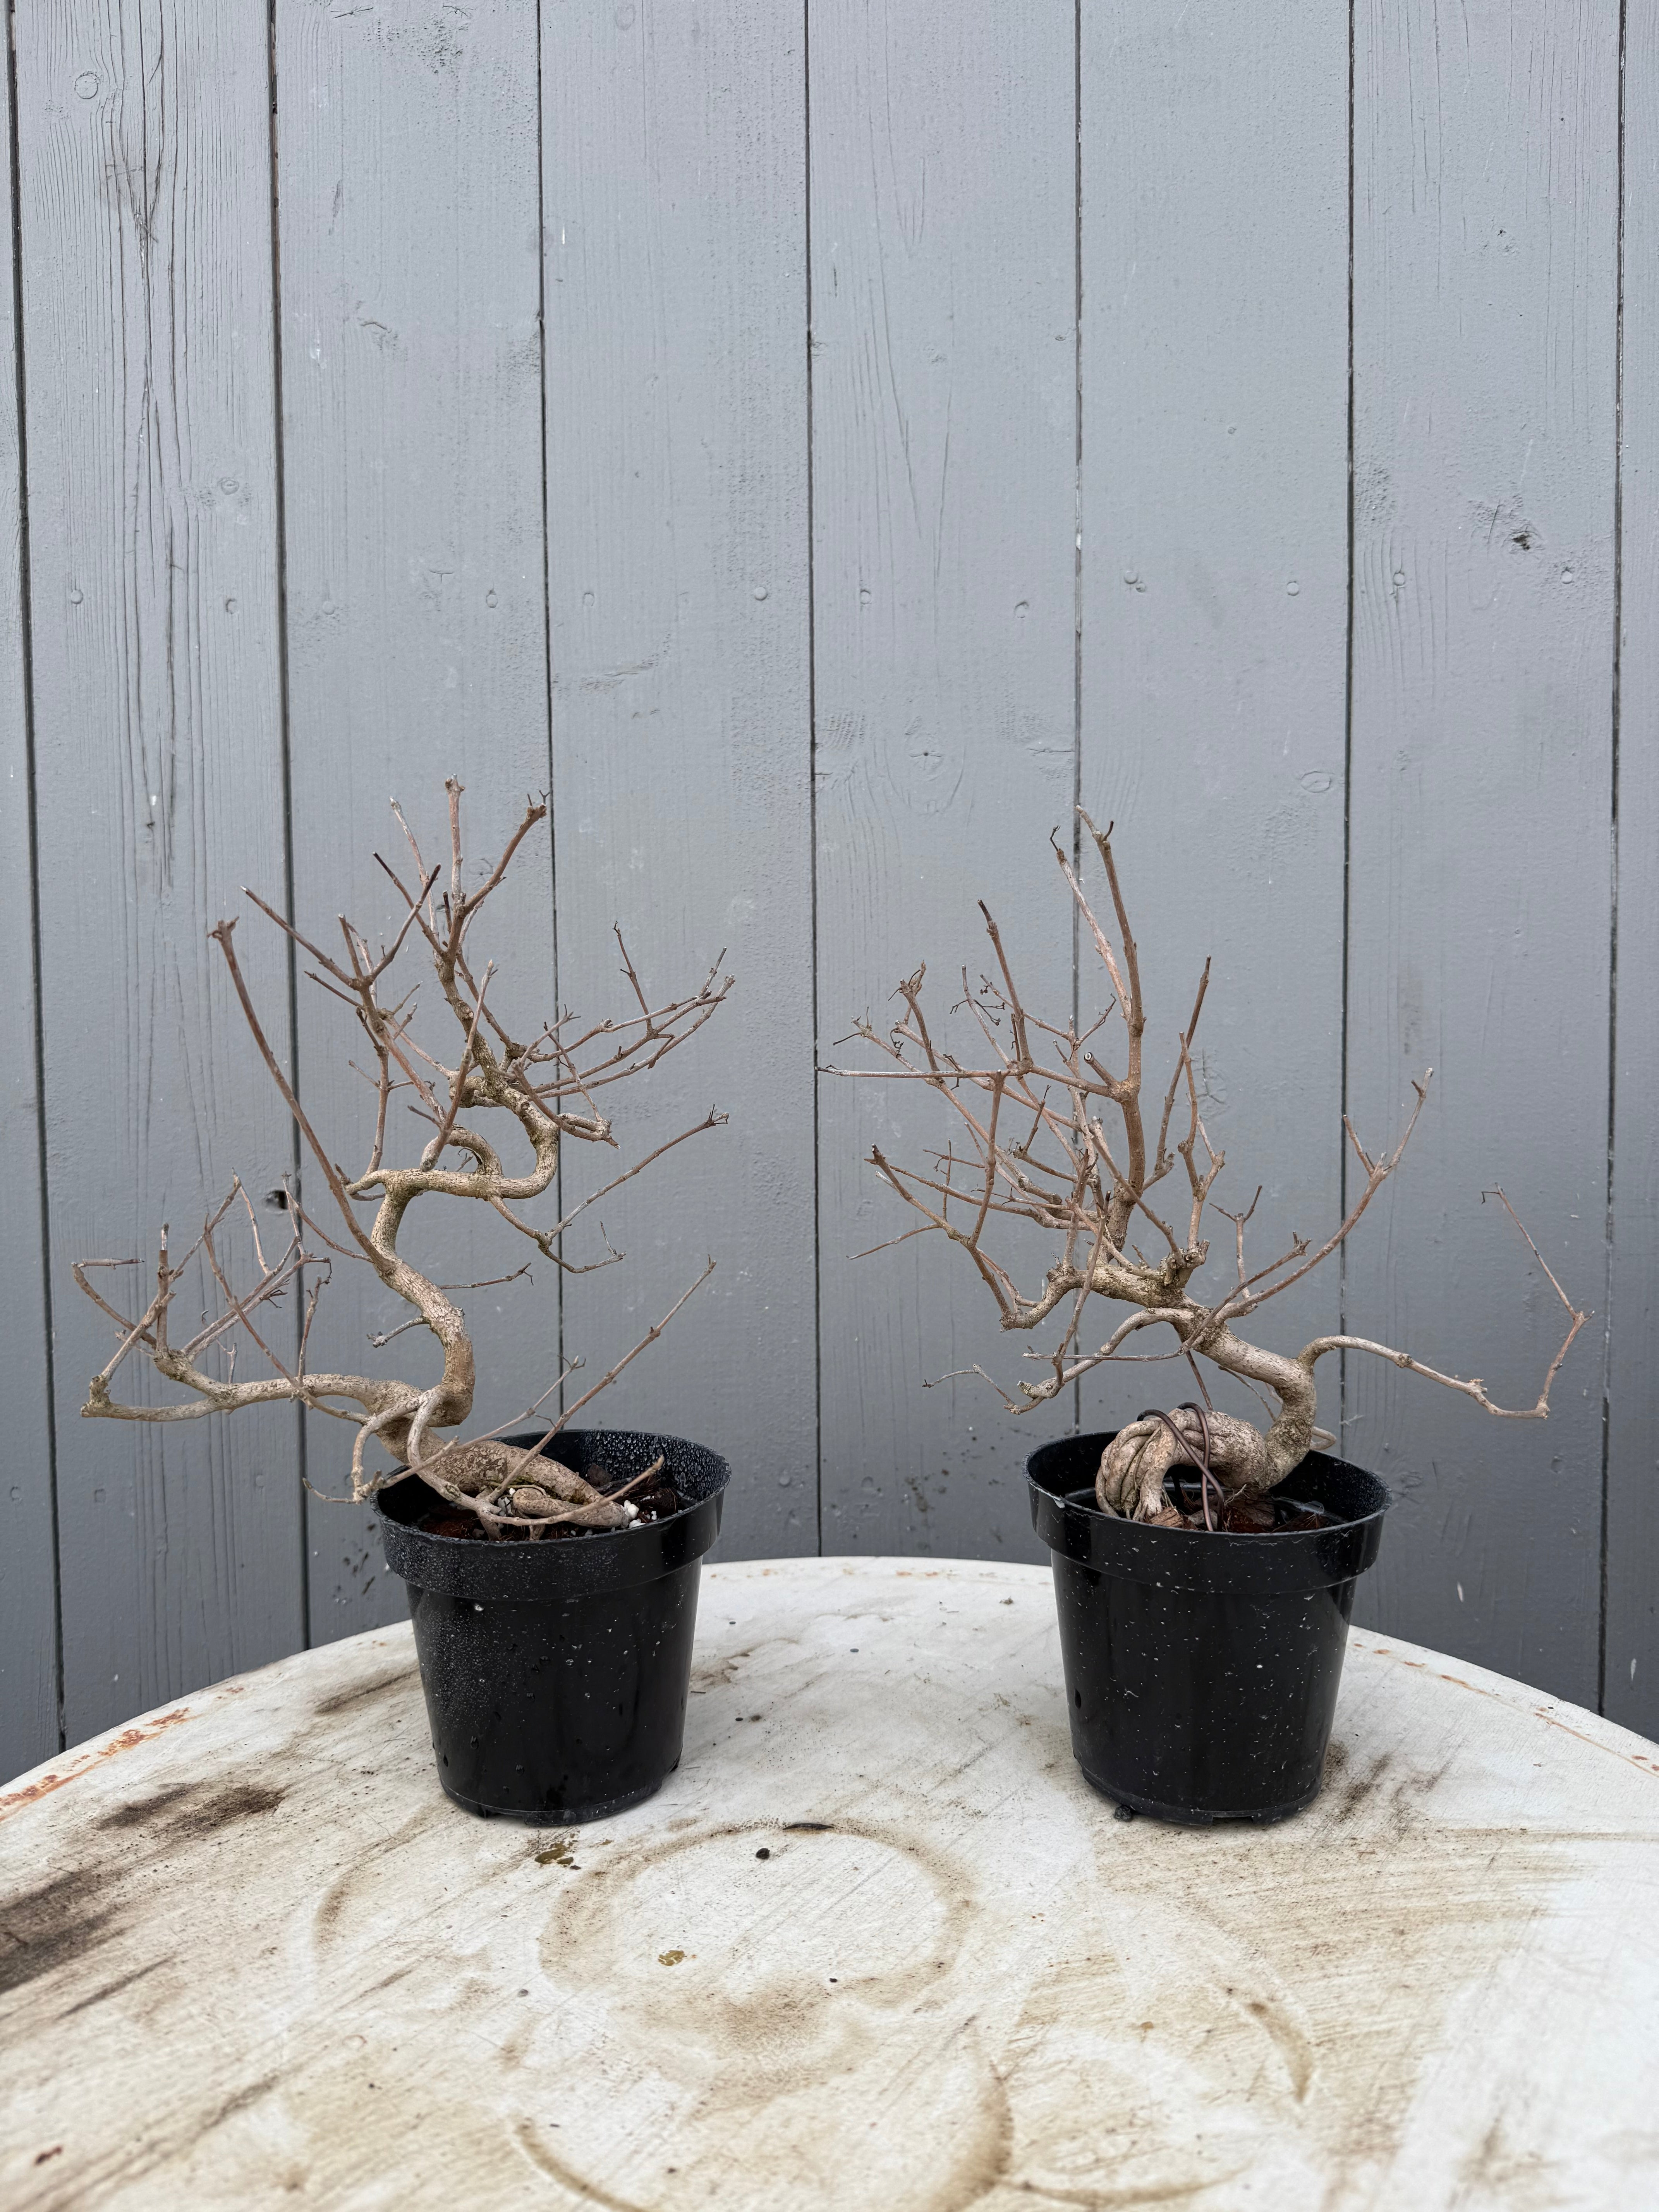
xmin=75 ymin=784 xmax=730 ymax=1538
xmin=832 ymin=812 xmax=1585 ymax=1526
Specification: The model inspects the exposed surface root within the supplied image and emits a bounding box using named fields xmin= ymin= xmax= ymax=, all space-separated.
xmin=1099 ymin=1408 xmax=1272 ymax=1518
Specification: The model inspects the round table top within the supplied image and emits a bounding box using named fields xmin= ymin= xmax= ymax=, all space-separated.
xmin=4 ymin=1556 xmax=1657 ymax=2211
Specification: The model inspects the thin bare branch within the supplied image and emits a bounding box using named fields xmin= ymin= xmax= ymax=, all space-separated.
xmin=74 ymin=785 xmax=733 ymax=1539
xmin=422 ymin=962 xmax=494 ymax=1168
xmin=833 ymin=819 xmax=1583 ymax=1517
xmin=553 ymin=1259 xmax=716 ymax=1432
xmin=1298 ymin=1319 xmax=1586 ymax=1422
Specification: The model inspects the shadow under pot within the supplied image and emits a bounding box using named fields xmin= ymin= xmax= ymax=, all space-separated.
xmin=376 ymin=1429 xmax=730 ymax=1826
xmin=1027 ymin=1432 xmax=1389 ymax=1826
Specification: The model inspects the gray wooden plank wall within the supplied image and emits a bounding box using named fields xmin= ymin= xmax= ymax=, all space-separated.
xmin=1077 ymin=0 xmax=1350 ymax=1448
xmin=1608 ymin=1 xmax=1659 ymax=1736
xmin=2 ymin=2 xmax=1653 ymax=1778
xmin=273 ymin=0 xmax=554 ymax=1642
xmin=543 ymin=0 xmax=816 ymax=1558
xmin=14 ymin=1 xmax=303 ymax=1763
xmin=1345 ymin=0 xmax=1620 ymax=1709
xmin=0 ymin=12 xmax=59 ymax=1783
xmin=812 ymin=0 xmax=1078 ymax=1559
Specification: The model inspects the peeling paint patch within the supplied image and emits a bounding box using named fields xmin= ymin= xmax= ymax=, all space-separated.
xmin=0 ymin=1709 xmax=194 ymax=1825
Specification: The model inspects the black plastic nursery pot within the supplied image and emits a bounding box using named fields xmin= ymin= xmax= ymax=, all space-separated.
xmin=376 ymin=1428 xmax=729 ymax=1825
xmin=1027 ymin=1433 xmax=1389 ymax=1826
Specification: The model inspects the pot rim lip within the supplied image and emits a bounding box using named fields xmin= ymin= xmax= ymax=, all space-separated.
xmin=373 ymin=1483 xmax=714 ymax=1548
xmin=373 ymin=1428 xmax=731 ymax=1551
xmin=1025 ymin=1432 xmax=1391 ymax=1545
xmin=1038 ymin=1477 xmax=1390 ymax=1542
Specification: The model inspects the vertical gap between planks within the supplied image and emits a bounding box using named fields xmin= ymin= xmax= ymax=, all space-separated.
xmin=1070 ymin=0 xmax=1084 ymax=1444
xmin=1600 ymin=0 xmax=1628 ymax=1716
xmin=534 ymin=0 xmax=563 ymax=1414
xmin=805 ymin=0 xmax=823 ymax=1554
xmin=1338 ymin=0 xmax=1357 ymax=1451
xmin=7 ymin=0 xmax=65 ymax=1750
xmin=266 ymin=1 xmax=308 ymax=1640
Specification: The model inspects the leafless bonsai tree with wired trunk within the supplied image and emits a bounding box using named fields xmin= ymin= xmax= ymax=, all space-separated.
xmin=831 ymin=812 xmax=1586 ymax=1528
xmin=75 ymin=784 xmax=731 ymax=1539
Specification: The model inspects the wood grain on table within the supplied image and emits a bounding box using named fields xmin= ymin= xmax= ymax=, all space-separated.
xmin=3 ymin=1559 xmax=1656 ymax=2211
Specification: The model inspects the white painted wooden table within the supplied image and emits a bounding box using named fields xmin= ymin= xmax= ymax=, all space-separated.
xmin=4 ymin=1559 xmax=1657 ymax=2211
